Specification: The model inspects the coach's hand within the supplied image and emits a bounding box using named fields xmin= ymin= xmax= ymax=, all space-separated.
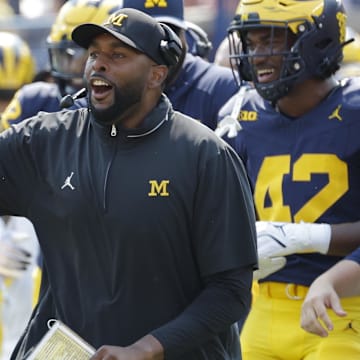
xmin=91 ymin=334 xmax=164 ymax=360
xmin=256 ymin=221 xmax=331 ymax=258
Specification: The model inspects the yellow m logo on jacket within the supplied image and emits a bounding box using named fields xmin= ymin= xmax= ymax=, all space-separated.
xmin=148 ymin=180 xmax=170 ymax=197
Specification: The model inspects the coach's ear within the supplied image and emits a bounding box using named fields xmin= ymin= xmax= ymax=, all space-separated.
xmin=148 ymin=64 xmax=169 ymax=89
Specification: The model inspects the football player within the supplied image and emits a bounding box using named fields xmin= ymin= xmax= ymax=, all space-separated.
xmin=216 ymin=0 xmax=360 ymax=358
xmin=0 ymin=32 xmax=35 ymax=114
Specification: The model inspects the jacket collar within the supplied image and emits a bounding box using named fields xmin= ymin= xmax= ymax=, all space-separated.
xmin=90 ymin=94 xmax=173 ymax=141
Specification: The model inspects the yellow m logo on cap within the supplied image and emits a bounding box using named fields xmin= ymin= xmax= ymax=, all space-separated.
xmin=148 ymin=180 xmax=170 ymax=197
xmin=105 ymin=13 xmax=128 ymax=27
xmin=145 ymin=0 xmax=168 ymax=8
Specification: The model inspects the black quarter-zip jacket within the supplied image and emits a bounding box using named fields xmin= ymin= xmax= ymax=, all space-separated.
xmin=1 ymin=95 xmax=257 ymax=359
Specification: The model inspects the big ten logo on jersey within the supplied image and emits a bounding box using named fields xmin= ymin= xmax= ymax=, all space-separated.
xmin=239 ymin=110 xmax=257 ymax=122
xmin=148 ymin=180 xmax=170 ymax=197
xmin=145 ymin=0 xmax=168 ymax=8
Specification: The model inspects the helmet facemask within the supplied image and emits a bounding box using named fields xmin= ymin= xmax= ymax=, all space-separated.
xmin=229 ymin=22 xmax=303 ymax=102
xmin=47 ymin=41 xmax=87 ymax=95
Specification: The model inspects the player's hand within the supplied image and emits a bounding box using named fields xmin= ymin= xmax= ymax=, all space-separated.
xmin=253 ymin=256 xmax=287 ymax=280
xmin=215 ymin=115 xmax=242 ymax=138
xmin=0 ymin=241 xmax=31 ymax=278
xmin=256 ymin=221 xmax=331 ymax=259
xmin=300 ymin=278 xmax=346 ymax=337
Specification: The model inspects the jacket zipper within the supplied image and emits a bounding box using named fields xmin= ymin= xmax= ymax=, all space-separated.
xmin=111 ymin=124 xmax=117 ymax=137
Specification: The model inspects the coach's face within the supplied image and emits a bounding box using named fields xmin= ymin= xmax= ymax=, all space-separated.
xmin=84 ymin=33 xmax=155 ymax=126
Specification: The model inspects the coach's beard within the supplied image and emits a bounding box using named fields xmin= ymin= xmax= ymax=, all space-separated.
xmin=89 ymin=86 xmax=142 ymax=126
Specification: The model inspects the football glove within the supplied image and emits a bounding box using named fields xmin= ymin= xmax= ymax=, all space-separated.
xmin=215 ymin=115 xmax=242 ymax=138
xmin=256 ymin=221 xmax=331 ymax=259
xmin=0 ymin=241 xmax=31 ymax=278
xmin=253 ymin=256 xmax=287 ymax=280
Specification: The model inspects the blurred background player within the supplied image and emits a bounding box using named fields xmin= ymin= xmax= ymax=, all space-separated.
xmin=0 ymin=31 xmax=34 ymax=114
xmin=121 ymin=0 xmax=239 ymax=130
xmin=1 ymin=0 xmax=125 ymax=131
xmin=184 ymin=20 xmax=213 ymax=60
xmin=0 ymin=31 xmax=39 ymax=360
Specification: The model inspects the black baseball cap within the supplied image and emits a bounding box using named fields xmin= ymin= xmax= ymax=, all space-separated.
xmin=122 ymin=0 xmax=187 ymax=30
xmin=72 ymin=8 xmax=171 ymax=65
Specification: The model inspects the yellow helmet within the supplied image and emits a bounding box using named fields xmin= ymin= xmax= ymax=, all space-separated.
xmin=46 ymin=0 xmax=124 ymax=93
xmin=229 ymin=0 xmax=347 ymax=101
xmin=0 ymin=31 xmax=35 ymax=99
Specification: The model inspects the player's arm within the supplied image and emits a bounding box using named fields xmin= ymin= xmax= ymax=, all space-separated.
xmin=328 ymin=221 xmax=360 ymax=255
xmin=255 ymin=220 xmax=360 ymax=261
xmin=300 ymin=250 xmax=360 ymax=337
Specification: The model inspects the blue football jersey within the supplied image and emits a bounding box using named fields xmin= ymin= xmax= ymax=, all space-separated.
xmin=1 ymin=82 xmax=63 ymax=129
xmin=219 ymin=77 xmax=360 ymax=286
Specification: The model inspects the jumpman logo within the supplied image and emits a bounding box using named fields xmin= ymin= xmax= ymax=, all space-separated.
xmin=328 ymin=104 xmax=342 ymax=121
xmin=61 ymin=172 xmax=75 ymax=190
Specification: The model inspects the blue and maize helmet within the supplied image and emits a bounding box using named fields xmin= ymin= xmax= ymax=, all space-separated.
xmin=46 ymin=0 xmax=124 ymax=95
xmin=228 ymin=0 xmax=348 ymax=102
xmin=0 ymin=31 xmax=35 ymax=100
